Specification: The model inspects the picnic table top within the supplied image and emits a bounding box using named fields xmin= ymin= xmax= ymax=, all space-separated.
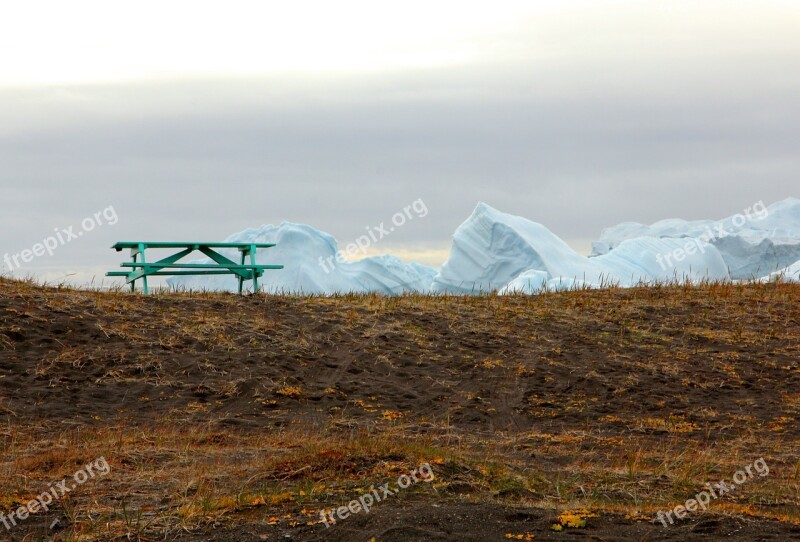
xmin=111 ymin=241 xmax=276 ymax=251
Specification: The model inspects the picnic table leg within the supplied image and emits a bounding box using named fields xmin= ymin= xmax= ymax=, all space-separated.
xmin=250 ymin=244 xmax=259 ymax=293
xmin=199 ymin=246 xmax=257 ymax=294
xmin=130 ymin=251 xmax=137 ymax=292
xmin=138 ymin=243 xmax=149 ymax=295
xmin=238 ymin=250 xmax=245 ymax=294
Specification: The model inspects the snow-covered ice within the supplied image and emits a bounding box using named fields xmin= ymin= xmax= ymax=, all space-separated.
xmin=165 ymin=199 xmax=800 ymax=294
xmin=591 ymin=198 xmax=800 ymax=279
xmin=166 ymin=223 xmax=436 ymax=294
xmin=759 ymin=259 xmax=800 ymax=283
xmin=433 ymin=203 xmax=729 ymax=294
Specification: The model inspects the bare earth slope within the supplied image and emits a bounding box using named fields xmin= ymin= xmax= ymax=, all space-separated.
xmin=0 ymin=278 xmax=798 ymax=540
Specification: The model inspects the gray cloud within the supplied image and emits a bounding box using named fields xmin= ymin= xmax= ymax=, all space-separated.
xmin=1 ymin=36 xmax=798 ymax=282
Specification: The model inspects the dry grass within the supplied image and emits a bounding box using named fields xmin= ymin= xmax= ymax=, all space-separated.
xmin=0 ymin=419 xmax=797 ymax=540
xmin=0 ymin=276 xmax=798 ymax=539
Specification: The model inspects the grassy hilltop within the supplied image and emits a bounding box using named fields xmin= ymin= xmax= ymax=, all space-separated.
xmin=0 ymin=278 xmax=798 ymax=540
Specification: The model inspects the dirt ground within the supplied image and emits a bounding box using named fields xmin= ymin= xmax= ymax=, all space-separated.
xmin=0 ymin=278 xmax=798 ymax=540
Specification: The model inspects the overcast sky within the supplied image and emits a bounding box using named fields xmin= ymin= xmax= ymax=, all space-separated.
xmin=1 ymin=0 xmax=798 ymax=283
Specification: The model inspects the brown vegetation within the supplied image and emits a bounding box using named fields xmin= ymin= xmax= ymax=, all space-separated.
xmin=0 ymin=277 xmax=798 ymax=540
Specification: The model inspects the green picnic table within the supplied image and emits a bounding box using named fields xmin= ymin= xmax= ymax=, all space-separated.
xmin=106 ymin=242 xmax=283 ymax=294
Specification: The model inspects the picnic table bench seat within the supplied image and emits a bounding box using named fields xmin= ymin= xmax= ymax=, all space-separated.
xmin=106 ymin=242 xmax=283 ymax=294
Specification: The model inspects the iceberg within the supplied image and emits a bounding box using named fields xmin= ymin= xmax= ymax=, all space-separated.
xmin=759 ymin=258 xmax=800 ymax=283
xmin=433 ymin=203 xmax=729 ymax=294
xmin=498 ymin=270 xmax=550 ymax=294
xmin=591 ymin=198 xmax=800 ymax=279
xmin=166 ymin=222 xmax=436 ymax=294
xmin=161 ymin=198 xmax=798 ymax=295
